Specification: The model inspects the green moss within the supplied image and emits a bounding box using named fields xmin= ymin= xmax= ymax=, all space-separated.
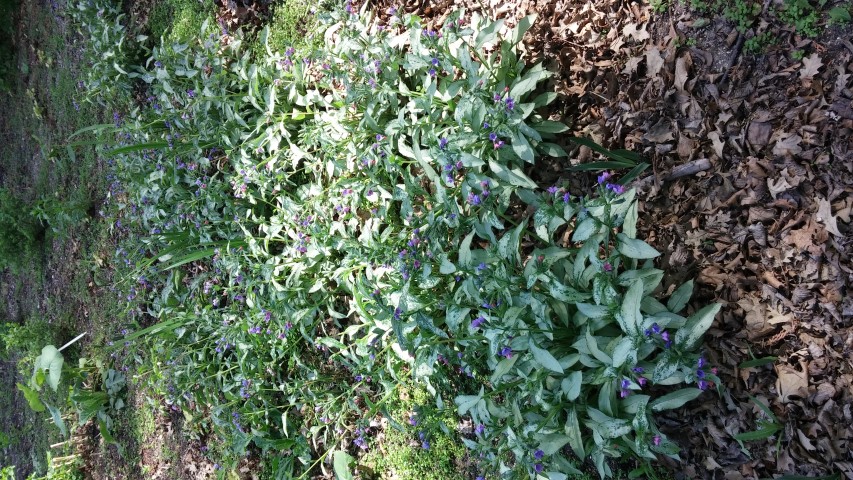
xmin=359 ymin=382 xmax=469 ymax=480
xmin=251 ymin=0 xmax=326 ymax=58
xmin=148 ymin=0 xmax=215 ymax=44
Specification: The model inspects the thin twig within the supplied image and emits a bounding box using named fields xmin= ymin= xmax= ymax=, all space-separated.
xmin=632 ymin=158 xmax=712 ymax=188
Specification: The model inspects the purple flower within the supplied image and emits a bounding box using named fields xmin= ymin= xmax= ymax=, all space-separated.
xmin=632 ymin=366 xmax=645 ymax=373
xmin=603 ymin=262 xmax=613 ymax=272
xmin=471 ymin=316 xmax=486 ymax=329
xmin=620 ymin=389 xmax=631 ymax=398
xmin=483 ymin=122 xmax=490 ymax=128
xmin=439 ymin=137 xmax=449 ymax=149
xmin=534 ymin=449 xmax=544 ymax=460
xmin=698 ymin=357 xmax=706 ymax=368
xmin=428 ymin=68 xmax=436 ymax=77
xmin=499 ymin=346 xmax=512 ymax=359
xmin=475 ymin=423 xmax=485 ymax=435
xmin=698 ymin=380 xmax=708 ymax=390
xmin=505 ymin=97 xmax=515 ymax=110
xmin=696 ymin=369 xmax=706 ymax=378
xmin=489 ymin=132 xmax=498 ymax=142
xmin=547 ymin=185 xmax=558 ymax=194
xmin=477 ymin=262 xmax=487 ymax=272
xmin=534 ymin=463 xmax=543 ymax=473
xmin=597 ymin=171 xmax=611 ymax=184
xmin=651 ymin=323 xmax=661 ymax=334
xmin=621 ymin=378 xmax=631 ymax=389
xmin=653 ymin=435 xmax=662 ymax=446
xmin=493 ymin=93 xmax=502 ymax=101
xmin=606 ymin=183 xmax=626 ymax=195
xmin=187 ymin=89 xmax=195 ymax=98
xmin=562 ymin=191 xmax=571 ymax=203
xmin=248 ymin=325 xmax=261 ymax=334
xmin=661 ymin=331 xmax=670 ymax=342
xmin=467 ymin=193 xmax=482 ymax=206
xmin=409 ymin=414 xmax=418 ymax=426
xmin=637 ymin=377 xmax=648 ymax=387
xmin=431 ymin=57 xmax=439 ymax=66
xmin=493 ymin=140 xmax=505 ymax=149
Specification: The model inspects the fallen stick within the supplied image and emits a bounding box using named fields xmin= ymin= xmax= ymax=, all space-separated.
xmin=632 ymin=158 xmax=712 ymax=188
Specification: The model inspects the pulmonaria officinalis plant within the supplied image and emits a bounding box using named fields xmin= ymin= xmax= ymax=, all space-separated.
xmin=70 ymin=1 xmax=721 ymax=477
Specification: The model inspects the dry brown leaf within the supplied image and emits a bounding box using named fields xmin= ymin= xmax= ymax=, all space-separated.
xmin=776 ymin=362 xmax=809 ymax=402
xmin=644 ymin=119 xmax=674 ymax=142
xmin=816 ymin=197 xmax=843 ymax=237
xmin=738 ymin=296 xmax=791 ymax=339
xmin=772 ymin=133 xmax=803 ymax=156
xmin=747 ymin=121 xmax=772 ymax=147
xmin=623 ymin=55 xmax=642 ymax=75
xmin=783 ymin=218 xmax=826 ymax=255
xmin=768 ymin=177 xmax=795 ymax=199
xmin=645 ymin=46 xmax=664 ymax=78
xmin=708 ymin=131 xmax=725 ymax=158
xmin=623 ymin=22 xmax=650 ymax=42
xmin=799 ymin=53 xmax=823 ymax=80
xmin=674 ymin=53 xmax=691 ymax=92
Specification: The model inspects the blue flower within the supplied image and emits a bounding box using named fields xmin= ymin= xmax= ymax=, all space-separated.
xmin=439 ymin=137 xmax=449 ymax=149
xmin=534 ymin=449 xmax=544 ymax=460
xmin=534 ymin=463 xmax=543 ymax=473
xmin=467 ymin=193 xmax=482 ymax=206
xmin=499 ymin=346 xmax=512 ymax=359
xmin=489 ymin=132 xmax=498 ymax=141
xmin=431 ymin=57 xmax=439 ymax=66
xmin=475 ymin=423 xmax=485 ymax=435
xmin=505 ymin=97 xmax=515 ymax=110
xmin=428 ymin=68 xmax=436 ymax=77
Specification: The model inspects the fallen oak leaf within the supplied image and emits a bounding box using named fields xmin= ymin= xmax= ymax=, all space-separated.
xmin=816 ymin=196 xmax=843 ymax=236
xmin=775 ymin=361 xmax=809 ymax=403
xmin=799 ymin=53 xmax=823 ymax=80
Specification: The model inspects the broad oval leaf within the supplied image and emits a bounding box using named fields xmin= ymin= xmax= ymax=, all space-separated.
xmin=674 ymin=303 xmax=722 ymax=350
xmin=667 ymin=280 xmax=694 ymax=313
xmin=616 ymin=233 xmax=660 ymax=259
xmin=652 ymin=350 xmax=679 ymax=383
xmin=529 ymin=339 xmax=564 ymax=373
xmin=649 ymin=388 xmax=703 ymax=412
xmin=538 ymin=433 xmax=571 ymax=455
xmin=564 ymin=406 xmax=585 ymax=459
xmin=561 ymin=370 xmax=582 ymax=401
